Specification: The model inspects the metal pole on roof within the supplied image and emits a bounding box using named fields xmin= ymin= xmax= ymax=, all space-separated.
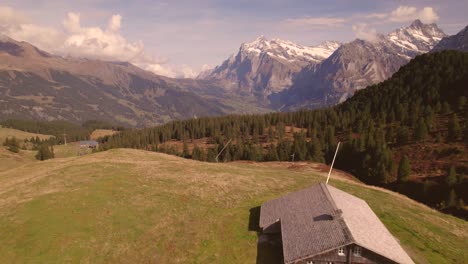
xmin=215 ymin=138 xmax=232 ymax=162
xmin=326 ymin=141 xmax=341 ymax=185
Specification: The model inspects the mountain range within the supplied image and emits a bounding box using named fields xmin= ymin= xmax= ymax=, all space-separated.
xmin=0 ymin=34 xmax=270 ymax=127
xmin=0 ymin=20 xmax=467 ymax=126
xmin=272 ymin=19 xmax=447 ymax=109
xmin=198 ymin=37 xmax=340 ymax=102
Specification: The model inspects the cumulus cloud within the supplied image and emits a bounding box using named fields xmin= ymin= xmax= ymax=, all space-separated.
xmin=382 ymin=6 xmax=440 ymax=23
xmin=388 ymin=6 xmax=418 ymax=22
xmin=0 ymin=6 xmax=63 ymax=52
xmin=61 ymin=12 xmax=145 ymax=62
xmin=141 ymin=63 xmax=198 ymax=79
xmin=418 ymin=7 xmax=439 ymax=24
xmin=352 ymin=23 xmax=379 ymax=42
xmin=0 ymin=6 xmax=196 ymax=78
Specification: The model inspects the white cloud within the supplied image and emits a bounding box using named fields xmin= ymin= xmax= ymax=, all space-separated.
xmin=61 ymin=12 xmax=145 ymax=62
xmin=283 ymin=17 xmax=346 ymax=27
xmin=0 ymin=6 xmax=63 ymax=52
xmin=0 ymin=6 xmax=196 ymax=78
xmin=365 ymin=13 xmax=388 ymax=19
xmin=352 ymin=23 xmax=379 ymax=42
xmin=389 ymin=6 xmax=418 ymax=22
xmin=418 ymin=7 xmax=439 ymax=24
xmin=374 ymin=6 xmax=440 ymax=24
xmin=141 ymin=63 xmax=198 ymax=79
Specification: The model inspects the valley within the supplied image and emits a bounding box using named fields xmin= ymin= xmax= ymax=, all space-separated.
xmin=0 ymin=3 xmax=467 ymax=263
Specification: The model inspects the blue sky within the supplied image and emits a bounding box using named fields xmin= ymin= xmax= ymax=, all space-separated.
xmin=0 ymin=0 xmax=467 ymax=77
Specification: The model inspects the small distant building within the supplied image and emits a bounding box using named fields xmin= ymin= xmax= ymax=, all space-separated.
xmin=259 ymin=183 xmax=415 ymax=264
xmin=79 ymin=140 xmax=99 ymax=149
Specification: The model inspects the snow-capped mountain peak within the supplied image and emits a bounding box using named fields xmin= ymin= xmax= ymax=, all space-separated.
xmin=199 ymin=36 xmax=341 ymax=98
xmin=387 ymin=19 xmax=446 ymax=54
xmin=240 ymin=36 xmax=341 ymax=63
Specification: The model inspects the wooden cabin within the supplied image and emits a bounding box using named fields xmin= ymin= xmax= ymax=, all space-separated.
xmin=259 ymin=183 xmax=414 ymax=264
xmin=79 ymin=140 xmax=99 ymax=149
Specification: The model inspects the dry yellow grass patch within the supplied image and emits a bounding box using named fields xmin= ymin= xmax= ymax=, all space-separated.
xmin=90 ymin=129 xmax=119 ymax=140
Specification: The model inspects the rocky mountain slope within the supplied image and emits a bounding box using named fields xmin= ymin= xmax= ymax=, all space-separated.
xmin=198 ymin=36 xmax=340 ymax=102
xmin=432 ymin=25 xmax=468 ymax=52
xmin=275 ymin=20 xmax=447 ymax=110
xmin=0 ymin=35 xmax=267 ymax=127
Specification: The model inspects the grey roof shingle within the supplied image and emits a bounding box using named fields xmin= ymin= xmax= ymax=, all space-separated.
xmin=79 ymin=140 xmax=98 ymax=146
xmin=259 ymin=183 xmax=415 ymax=264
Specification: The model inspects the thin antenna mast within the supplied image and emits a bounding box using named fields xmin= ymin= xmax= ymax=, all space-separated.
xmin=63 ymin=131 xmax=67 ymax=146
xmin=215 ymin=139 xmax=232 ymax=162
xmin=326 ymin=141 xmax=341 ymax=185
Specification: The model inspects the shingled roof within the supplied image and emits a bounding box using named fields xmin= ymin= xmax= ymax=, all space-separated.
xmin=259 ymin=183 xmax=414 ymax=264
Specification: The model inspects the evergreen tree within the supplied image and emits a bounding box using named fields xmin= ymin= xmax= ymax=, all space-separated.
xmin=447 ymin=114 xmax=461 ymax=141
xmin=182 ymin=140 xmax=190 ymax=158
xmin=266 ymin=144 xmax=279 ymax=161
xmin=308 ymin=138 xmax=324 ymax=163
xmin=293 ymin=133 xmax=307 ymax=161
xmin=445 ymin=166 xmax=457 ymax=187
xmin=192 ymin=145 xmax=203 ymax=161
xmin=446 ymin=189 xmax=457 ymax=208
xmin=3 ymin=137 xmax=20 ymax=153
xmin=35 ymin=144 xmax=54 ymax=161
xmin=206 ymin=148 xmax=217 ymax=162
xmin=457 ymin=96 xmax=466 ymax=110
xmin=414 ymin=119 xmax=428 ymax=141
xmin=396 ymin=126 xmax=410 ymax=145
xmin=397 ymin=155 xmax=411 ymax=182
xmin=441 ymin=102 xmax=451 ymax=114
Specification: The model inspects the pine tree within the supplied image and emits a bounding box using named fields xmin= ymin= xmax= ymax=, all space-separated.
xmin=457 ymin=96 xmax=466 ymax=110
xmin=447 ymin=114 xmax=461 ymax=141
xmin=308 ymin=138 xmax=324 ymax=163
xmin=441 ymin=102 xmax=451 ymax=114
xmin=445 ymin=166 xmax=457 ymax=187
xmin=414 ymin=119 xmax=428 ymax=141
xmin=397 ymin=155 xmax=411 ymax=182
xmin=182 ymin=140 xmax=190 ymax=158
xmin=35 ymin=144 xmax=54 ymax=161
xmin=396 ymin=126 xmax=410 ymax=145
xmin=192 ymin=145 xmax=205 ymax=161
xmin=446 ymin=189 xmax=457 ymax=208
xmin=266 ymin=144 xmax=279 ymax=161
xmin=3 ymin=137 xmax=20 ymax=153
xmin=293 ymin=133 xmax=307 ymax=161
xmin=206 ymin=148 xmax=216 ymax=162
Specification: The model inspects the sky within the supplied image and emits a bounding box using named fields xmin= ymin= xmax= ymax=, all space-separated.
xmin=0 ymin=0 xmax=467 ymax=78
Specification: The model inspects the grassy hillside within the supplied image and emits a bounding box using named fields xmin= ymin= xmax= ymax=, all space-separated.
xmin=0 ymin=147 xmax=38 ymax=172
xmin=0 ymin=127 xmax=53 ymax=143
xmin=0 ymin=149 xmax=466 ymax=263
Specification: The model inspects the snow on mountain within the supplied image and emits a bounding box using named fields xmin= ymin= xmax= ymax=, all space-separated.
xmin=387 ymin=19 xmax=446 ymax=56
xmin=240 ymin=36 xmax=340 ymax=63
xmin=275 ymin=20 xmax=447 ymax=110
xmin=198 ymin=36 xmax=340 ymax=101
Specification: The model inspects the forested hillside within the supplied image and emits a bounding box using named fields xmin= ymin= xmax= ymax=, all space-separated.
xmin=99 ymin=51 xmax=468 ymax=218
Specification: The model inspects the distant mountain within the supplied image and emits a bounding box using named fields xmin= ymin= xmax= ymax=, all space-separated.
xmin=432 ymin=25 xmax=468 ymax=52
xmin=0 ymin=35 xmax=268 ymax=127
xmin=198 ymin=36 xmax=340 ymax=101
xmin=275 ymin=20 xmax=447 ymax=110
